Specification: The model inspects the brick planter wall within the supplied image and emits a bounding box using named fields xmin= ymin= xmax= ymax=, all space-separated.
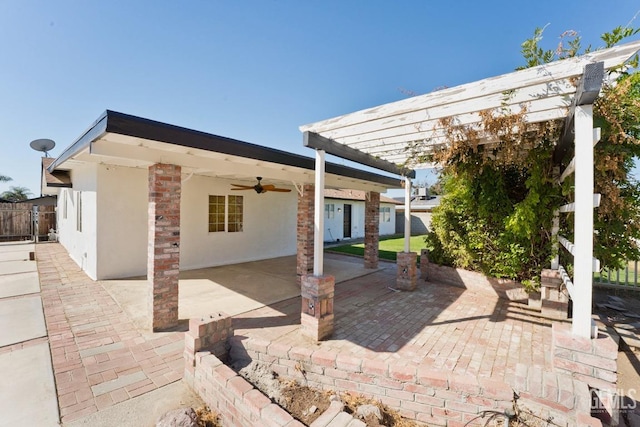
xmin=364 ymin=192 xmax=380 ymax=269
xmin=227 ymin=336 xmax=603 ymax=426
xmin=552 ymin=323 xmax=620 ymax=425
xmin=184 ymin=313 xmax=233 ymax=383
xmin=425 ymin=261 xmax=528 ymax=301
xmin=148 ymin=163 xmax=181 ymax=331
xmin=296 ymin=184 xmax=314 ymax=286
xmin=184 ymin=315 xmax=303 ymax=426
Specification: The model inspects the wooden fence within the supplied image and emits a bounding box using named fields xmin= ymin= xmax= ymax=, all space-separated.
xmin=0 ymin=203 xmax=56 ymax=242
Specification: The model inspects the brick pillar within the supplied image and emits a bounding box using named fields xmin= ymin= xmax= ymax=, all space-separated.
xmin=364 ymin=192 xmax=380 ymax=269
xmin=397 ymin=252 xmax=417 ymax=291
xmin=541 ymin=269 xmax=569 ymax=319
xmin=148 ymin=163 xmax=181 ymax=331
xmin=419 ymin=249 xmax=429 ymax=280
xmin=301 ymin=274 xmax=335 ymax=341
xmin=297 ymin=184 xmax=314 ymax=286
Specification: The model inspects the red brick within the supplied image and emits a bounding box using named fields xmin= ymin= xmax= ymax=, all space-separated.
xmin=449 ymin=374 xmax=480 ymax=394
xmin=336 ymin=354 xmax=362 ymax=373
xmin=417 ymin=368 xmax=448 ymax=389
xmin=261 ymin=403 xmax=294 ymax=426
xmin=362 ymin=359 xmax=388 ymax=377
xmin=478 ymin=377 xmax=513 ymax=401
xmin=310 ymin=350 xmax=336 ymax=368
xmin=267 ymin=343 xmax=291 ymax=358
xmin=389 ymin=364 xmax=416 ymax=382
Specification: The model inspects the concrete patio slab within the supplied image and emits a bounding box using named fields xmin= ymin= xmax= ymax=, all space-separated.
xmin=0 ymin=294 xmax=46 ymax=347
xmin=0 ymin=271 xmax=40 ymax=298
xmin=0 ymin=259 xmax=37 ymax=276
xmin=101 ymin=255 xmax=381 ymax=332
xmin=0 ymin=342 xmax=59 ymax=427
xmin=66 ymin=380 xmax=203 ymax=427
xmin=0 ymin=250 xmax=32 ymax=262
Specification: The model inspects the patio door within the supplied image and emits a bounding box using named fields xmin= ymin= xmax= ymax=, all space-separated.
xmin=343 ymin=204 xmax=352 ymax=238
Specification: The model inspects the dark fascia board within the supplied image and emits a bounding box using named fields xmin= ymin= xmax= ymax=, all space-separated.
xmin=48 ymin=110 xmax=401 ymax=188
xmin=553 ymin=61 xmax=605 ymax=164
xmin=303 ymin=131 xmax=416 ymax=179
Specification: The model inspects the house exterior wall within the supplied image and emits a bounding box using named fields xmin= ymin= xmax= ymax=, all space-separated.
xmin=96 ymin=165 xmax=148 ymax=280
xmin=179 ymin=174 xmax=297 ymax=271
xmin=57 ymin=163 xmax=99 ymax=279
xmin=324 ymin=199 xmax=395 ymax=242
xmin=57 ymin=166 xmax=298 ymax=280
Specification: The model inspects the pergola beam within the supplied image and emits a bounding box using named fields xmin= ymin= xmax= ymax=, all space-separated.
xmin=304 ymin=131 xmax=415 ymax=178
xmin=553 ymin=62 xmax=605 ymax=163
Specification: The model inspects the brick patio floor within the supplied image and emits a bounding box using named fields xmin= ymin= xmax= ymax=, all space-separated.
xmin=233 ymin=255 xmax=555 ymax=384
xmin=36 ymin=243 xmax=556 ymax=424
xmin=36 ymin=244 xmax=184 ymax=424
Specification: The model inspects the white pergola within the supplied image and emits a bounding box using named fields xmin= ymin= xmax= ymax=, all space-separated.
xmin=300 ymin=40 xmax=640 ymax=338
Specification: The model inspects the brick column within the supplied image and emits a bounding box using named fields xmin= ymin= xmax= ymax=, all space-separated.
xmin=364 ymin=192 xmax=380 ymax=269
xmin=301 ymin=274 xmax=335 ymax=341
xmin=541 ymin=269 xmax=569 ymax=319
xmin=419 ymin=249 xmax=429 ymax=280
xmin=297 ymin=184 xmax=314 ymax=286
xmin=397 ymin=252 xmax=417 ymax=291
xmin=148 ymin=163 xmax=181 ymax=331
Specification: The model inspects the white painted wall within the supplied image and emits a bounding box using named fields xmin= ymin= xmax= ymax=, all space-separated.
xmin=56 ymin=163 xmax=99 ymax=279
xmin=59 ymin=167 xmax=298 ymax=279
xmin=323 ymin=199 xmax=396 ymax=242
xmin=180 ymin=174 xmax=297 ymax=271
xmin=96 ymin=165 xmax=148 ymax=279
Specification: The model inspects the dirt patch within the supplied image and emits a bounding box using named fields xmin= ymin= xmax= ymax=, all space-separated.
xmin=233 ymin=360 xmax=424 ymax=426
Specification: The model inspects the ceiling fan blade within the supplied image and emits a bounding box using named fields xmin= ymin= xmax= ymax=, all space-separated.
xmin=261 ymin=184 xmax=277 ymax=190
xmin=269 ymin=188 xmax=292 ymax=192
xmin=230 ymin=184 xmax=254 ymax=189
xmin=231 ymin=187 xmax=254 ymax=191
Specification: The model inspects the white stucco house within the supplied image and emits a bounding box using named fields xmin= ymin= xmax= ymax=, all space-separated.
xmin=323 ymin=189 xmax=399 ymax=242
xmin=42 ymin=110 xmax=401 ymax=281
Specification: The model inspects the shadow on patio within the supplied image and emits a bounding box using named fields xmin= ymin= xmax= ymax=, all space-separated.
xmin=231 ymin=253 xmax=555 ymax=383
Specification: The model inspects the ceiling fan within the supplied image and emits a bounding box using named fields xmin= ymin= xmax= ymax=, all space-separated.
xmin=231 ymin=177 xmax=292 ymax=194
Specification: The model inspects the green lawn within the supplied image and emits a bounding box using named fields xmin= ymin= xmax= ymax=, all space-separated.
xmin=327 ymin=234 xmax=427 ymax=261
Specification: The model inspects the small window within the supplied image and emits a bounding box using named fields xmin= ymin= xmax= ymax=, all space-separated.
xmin=325 ymin=203 xmax=335 ymax=219
xmin=380 ymin=206 xmax=391 ymax=222
xmin=228 ymin=195 xmax=243 ymax=233
xmin=208 ymin=195 xmax=225 ymax=232
xmin=76 ymin=191 xmax=82 ymax=232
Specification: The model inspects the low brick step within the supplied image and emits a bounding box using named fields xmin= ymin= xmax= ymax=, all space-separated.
xmin=310 ymin=401 xmax=365 ymax=427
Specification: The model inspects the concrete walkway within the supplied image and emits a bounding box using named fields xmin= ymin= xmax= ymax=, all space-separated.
xmin=0 ymin=241 xmax=59 ymax=427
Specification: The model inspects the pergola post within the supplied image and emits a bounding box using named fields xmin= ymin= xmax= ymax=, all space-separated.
xmin=404 ymin=176 xmax=411 ymax=252
xmin=572 ymin=105 xmax=595 ymax=338
xmin=397 ymin=176 xmax=417 ymax=291
xmin=301 ymin=149 xmax=334 ymax=341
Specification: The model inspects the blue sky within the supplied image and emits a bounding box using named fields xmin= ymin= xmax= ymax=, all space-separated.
xmin=1 ymin=1 xmax=639 ymax=197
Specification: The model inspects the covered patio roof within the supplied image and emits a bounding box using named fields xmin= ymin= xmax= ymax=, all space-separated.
xmin=300 ymin=40 xmax=640 ymax=171
xmin=47 ymin=110 xmax=401 ymax=193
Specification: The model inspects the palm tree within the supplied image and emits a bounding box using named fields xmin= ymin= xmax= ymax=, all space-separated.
xmin=1 ymin=186 xmax=32 ymax=202
xmin=0 ymin=174 xmax=11 ymax=182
